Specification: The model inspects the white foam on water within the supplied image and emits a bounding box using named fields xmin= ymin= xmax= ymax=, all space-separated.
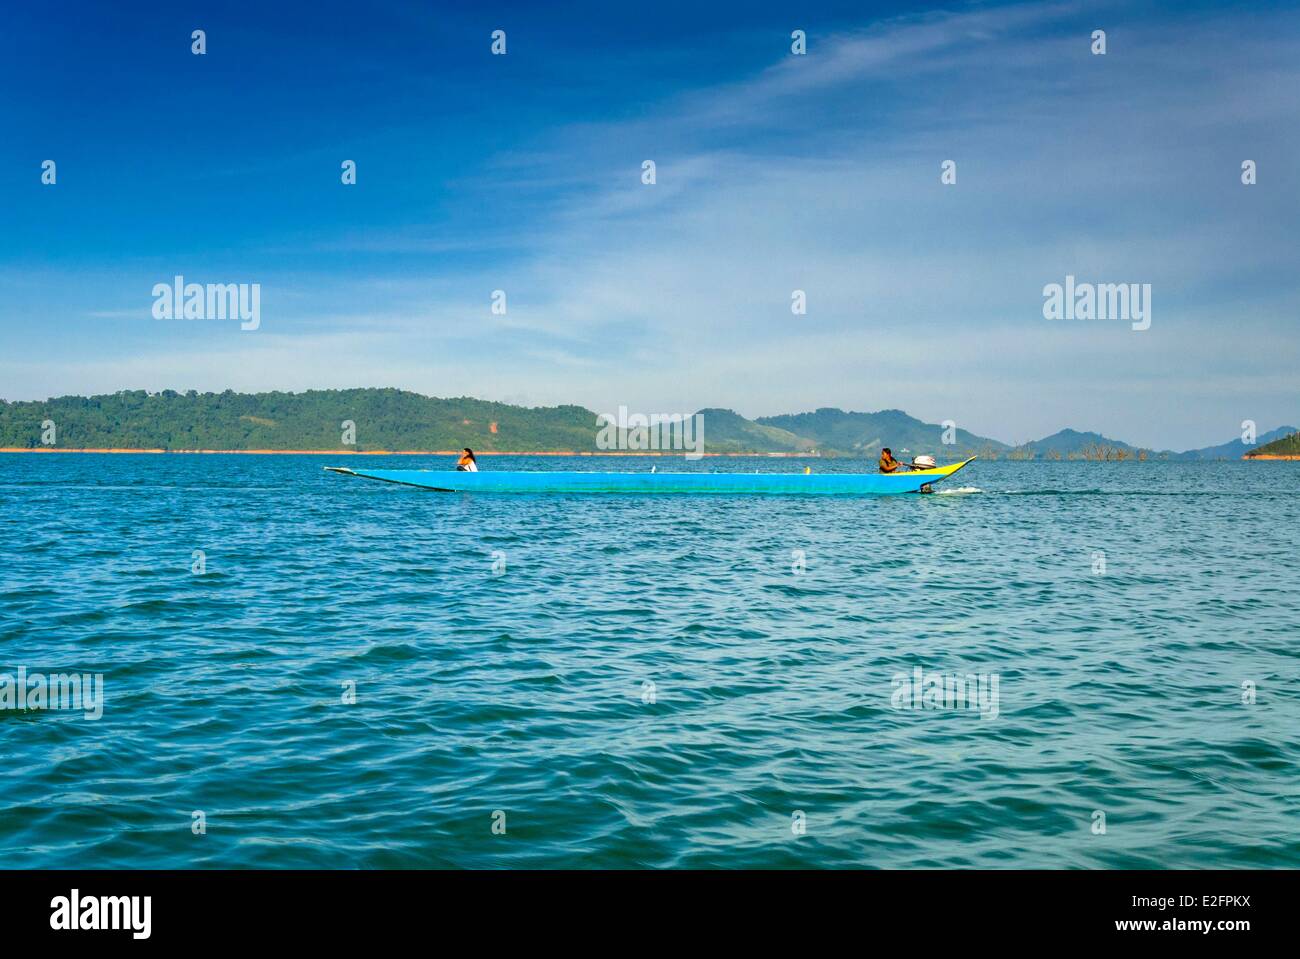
xmin=937 ymin=486 xmax=983 ymax=495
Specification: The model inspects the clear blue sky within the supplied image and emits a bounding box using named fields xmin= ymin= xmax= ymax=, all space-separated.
xmin=1 ymin=0 xmax=1297 ymax=448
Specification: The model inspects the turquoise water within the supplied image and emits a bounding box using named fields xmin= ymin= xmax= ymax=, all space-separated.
xmin=1 ymin=453 xmax=1297 ymax=868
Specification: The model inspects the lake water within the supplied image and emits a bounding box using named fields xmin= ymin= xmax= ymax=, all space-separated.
xmin=1 ymin=453 xmax=1296 ymax=868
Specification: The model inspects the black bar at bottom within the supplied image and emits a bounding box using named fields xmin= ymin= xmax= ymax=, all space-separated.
xmin=0 ymin=869 xmax=1278 ymax=944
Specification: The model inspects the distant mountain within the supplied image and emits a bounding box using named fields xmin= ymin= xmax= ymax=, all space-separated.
xmin=754 ymin=407 xmax=1006 ymax=457
xmin=1245 ymin=429 xmax=1300 ymax=458
xmin=1012 ymin=425 xmax=1300 ymax=461
xmin=1178 ymin=426 xmax=1298 ymax=460
xmin=1012 ymin=428 xmax=1150 ymax=460
xmin=1 ymin=389 xmax=1292 ymax=459
xmin=693 ymin=408 xmax=813 ymax=453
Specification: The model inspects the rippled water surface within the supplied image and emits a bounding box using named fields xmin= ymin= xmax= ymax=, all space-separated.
xmin=1 ymin=453 xmax=1297 ymax=868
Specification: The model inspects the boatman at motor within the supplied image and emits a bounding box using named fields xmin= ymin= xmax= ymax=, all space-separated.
xmin=878 ymin=448 xmax=901 ymax=473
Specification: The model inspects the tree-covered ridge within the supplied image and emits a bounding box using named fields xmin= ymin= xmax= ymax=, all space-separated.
xmin=2 ymin=389 xmax=1295 ymax=458
xmin=1245 ymin=430 xmax=1300 ymax=457
xmin=0 ymin=390 xmax=1005 ymax=455
xmin=0 ymin=389 xmax=834 ymax=453
xmin=756 ymin=407 xmax=1005 ymax=457
xmin=0 ymin=389 xmax=601 ymax=452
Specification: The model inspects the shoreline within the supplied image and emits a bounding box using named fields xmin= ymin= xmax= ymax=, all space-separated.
xmin=0 ymin=447 xmax=813 ymax=457
xmin=4 ymin=447 xmax=1294 ymax=460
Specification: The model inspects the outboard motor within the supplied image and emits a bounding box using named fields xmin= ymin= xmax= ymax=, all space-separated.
xmin=913 ymin=454 xmax=937 ymax=492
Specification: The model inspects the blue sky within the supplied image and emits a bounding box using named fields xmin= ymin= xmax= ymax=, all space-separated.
xmin=1 ymin=0 xmax=1297 ymax=448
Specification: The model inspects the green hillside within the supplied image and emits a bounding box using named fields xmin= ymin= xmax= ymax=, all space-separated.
xmin=1010 ymin=428 xmax=1154 ymax=460
xmin=0 ymin=390 xmax=822 ymax=454
xmin=755 ymin=407 xmax=1005 ymax=457
xmin=5 ymin=389 xmax=1287 ymax=458
xmin=1176 ymin=425 xmax=1297 ymax=460
xmin=1245 ymin=430 xmax=1300 ymax=457
xmin=0 ymin=389 xmax=601 ymax=452
xmin=0 ymin=393 xmax=1006 ymax=455
xmin=693 ymin=408 xmax=813 ymax=453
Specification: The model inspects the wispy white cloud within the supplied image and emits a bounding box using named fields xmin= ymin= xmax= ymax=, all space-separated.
xmin=5 ymin=0 xmax=1298 ymax=449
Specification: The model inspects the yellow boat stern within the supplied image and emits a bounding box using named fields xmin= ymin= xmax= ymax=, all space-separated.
xmin=907 ymin=455 xmax=977 ymax=479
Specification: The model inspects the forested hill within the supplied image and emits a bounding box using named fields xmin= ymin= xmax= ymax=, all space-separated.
xmin=1 ymin=390 xmax=1009 ymax=455
xmin=0 ymin=389 xmax=838 ymax=453
xmin=0 ymin=390 xmax=600 ymax=452
xmin=1245 ymin=430 xmax=1300 ymax=458
xmin=2 ymin=389 xmax=1292 ymax=458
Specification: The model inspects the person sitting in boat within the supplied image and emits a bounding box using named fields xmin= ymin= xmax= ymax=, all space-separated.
xmin=878 ymin=447 xmax=902 ymax=473
xmin=456 ymin=448 xmax=479 ymax=472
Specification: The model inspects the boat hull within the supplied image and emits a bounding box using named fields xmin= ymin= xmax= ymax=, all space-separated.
xmin=325 ymin=458 xmax=975 ymax=495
